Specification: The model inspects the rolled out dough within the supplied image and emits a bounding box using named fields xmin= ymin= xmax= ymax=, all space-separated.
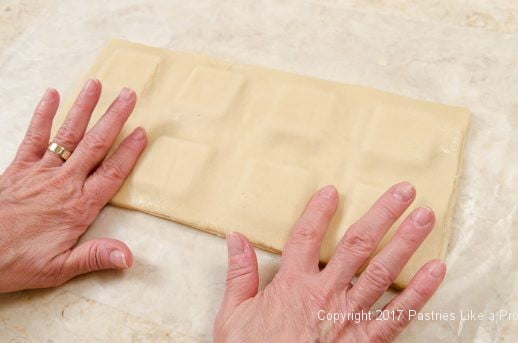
xmin=54 ymin=40 xmax=469 ymax=288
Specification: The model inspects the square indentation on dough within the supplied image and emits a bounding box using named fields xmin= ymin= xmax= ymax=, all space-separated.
xmin=173 ymin=66 xmax=244 ymax=117
xmin=269 ymin=85 xmax=334 ymax=138
xmin=362 ymin=106 xmax=437 ymax=166
xmin=232 ymin=159 xmax=315 ymax=227
xmin=96 ymin=49 xmax=161 ymax=95
xmin=130 ymin=136 xmax=211 ymax=203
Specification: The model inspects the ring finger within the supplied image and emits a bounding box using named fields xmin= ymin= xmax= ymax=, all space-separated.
xmin=42 ymin=79 xmax=101 ymax=166
xmin=348 ymin=206 xmax=435 ymax=310
xmin=322 ymin=182 xmax=416 ymax=288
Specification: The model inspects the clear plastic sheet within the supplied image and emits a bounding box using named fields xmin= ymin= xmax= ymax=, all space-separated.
xmin=0 ymin=1 xmax=516 ymax=341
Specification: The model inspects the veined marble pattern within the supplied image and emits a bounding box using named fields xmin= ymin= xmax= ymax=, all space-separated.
xmin=0 ymin=0 xmax=516 ymax=341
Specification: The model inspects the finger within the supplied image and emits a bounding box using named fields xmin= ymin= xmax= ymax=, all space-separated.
xmin=54 ymin=238 xmax=132 ymax=283
xmin=14 ymin=88 xmax=59 ymax=163
xmin=368 ymin=260 xmax=446 ymax=341
xmin=349 ymin=207 xmax=435 ymax=309
xmin=84 ymin=127 xmax=147 ymax=206
xmin=66 ymin=87 xmax=136 ymax=176
xmin=216 ymin=232 xmax=259 ymax=323
xmin=280 ymin=185 xmax=338 ymax=274
xmin=322 ymin=182 xmax=415 ymax=288
xmin=43 ymin=79 xmax=101 ymax=166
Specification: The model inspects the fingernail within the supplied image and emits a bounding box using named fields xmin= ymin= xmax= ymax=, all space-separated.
xmin=83 ymin=78 xmax=98 ymax=94
xmin=132 ymin=127 xmax=146 ymax=140
xmin=392 ymin=182 xmax=415 ymax=202
xmin=429 ymin=261 xmax=446 ymax=278
xmin=227 ymin=232 xmax=246 ymax=256
xmin=43 ymin=88 xmax=55 ymax=100
xmin=411 ymin=207 xmax=433 ymax=226
xmin=110 ymin=250 xmax=128 ymax=268
xmin=119 ymin=87 xmax=134 ymax=100
xmin=319 ymin=185 xmax=337 ymax=199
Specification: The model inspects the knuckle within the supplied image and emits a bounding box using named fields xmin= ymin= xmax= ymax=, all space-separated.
xmin=274 ymin=268 xmax=299 ymax=285
xmin=410 ymin=282 xmax=432 ymax=299
xmin=375 ymin=201 xmax=399 ymax=221
xmin=24 ymin=129 xmax=46 ymax=145
xmin=397 ymin=230 xmax=421 ymax=247
xmin=49 ymin=172 xmax=77 ymax=193
xmin=86 ymin=182 xmax=103 ymax=198
xmin=86 ymin=242 xmax=104 ymax=271
xmin=226 ymin=263 xmax=255 ymax=285
xmin=305 ymin=286 xmax=331 ymax=309
xmin=73 ymin=97 xmax=91 ymax=113
xmin=98 ymin=160 xmax=126 ymax=181
xmin=396 ymin=307 xmax=411 ymax=325
xmin=292 ymin=223 xmax=319 ymax=243
xmin=85 ymin=183 xmax=110 ymax=208
xmin=67 ymin=196 xmax=95 ymax=223
xmin=33 ymin=106 xmax=50 ymax=120
xmin=363 ymin=260 xmax=394 ymax=290
xmin=57 ymin=124 xmax=81 ymax=146
xmin=105 ymin=103 xmax=125 ymax=118
xmin=51 ymin=200 xmax=93 ymax=229
xmin=339 ymin=228 xmax=375 ymax=257
xmin=84 ymin=132 xmax=108 ymax=154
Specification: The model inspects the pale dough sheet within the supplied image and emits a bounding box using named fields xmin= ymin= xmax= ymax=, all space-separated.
xmin=54 ymin=39 xmax=469 ymax=288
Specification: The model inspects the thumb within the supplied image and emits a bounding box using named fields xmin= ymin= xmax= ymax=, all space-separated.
xmin=219 ymin=232 xmax=259 ymax=314
xmin=58 ymin=238 xmax=133 ymax=281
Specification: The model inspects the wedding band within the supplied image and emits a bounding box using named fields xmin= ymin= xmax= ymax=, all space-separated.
xmin=47 ymin=142 xmax=72 ymax=161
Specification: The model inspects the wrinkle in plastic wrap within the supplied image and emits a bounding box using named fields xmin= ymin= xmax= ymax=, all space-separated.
xmin=0 ymin=0 xmax=517 ymax=341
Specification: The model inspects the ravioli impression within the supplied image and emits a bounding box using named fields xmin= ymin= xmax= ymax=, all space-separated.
xmin=54 ymin=40 xmax=469 ymax=288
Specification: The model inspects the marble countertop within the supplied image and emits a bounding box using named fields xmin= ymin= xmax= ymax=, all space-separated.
xmin=0 ymin=1 xmax=516 ymax=341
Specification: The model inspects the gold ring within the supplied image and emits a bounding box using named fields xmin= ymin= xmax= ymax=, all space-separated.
xmin=47 ymin=142 xmax=72 ymax=161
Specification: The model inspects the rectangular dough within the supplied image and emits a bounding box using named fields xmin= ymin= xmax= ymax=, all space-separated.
xmin=54 ymin=40 xmax=469 ymax=288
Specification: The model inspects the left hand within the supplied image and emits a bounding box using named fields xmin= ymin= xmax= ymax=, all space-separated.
xmin=0 ymin=79 xmax=146 ymax=292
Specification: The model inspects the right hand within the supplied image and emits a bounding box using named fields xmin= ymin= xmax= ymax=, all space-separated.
xmin=214 ymin=183 xmax=445 ymax=342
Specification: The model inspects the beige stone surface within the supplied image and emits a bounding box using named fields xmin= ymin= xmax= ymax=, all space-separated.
xmin=0 ymin=289 xmax=198 ymax=342
xmin=0 ymin=0 xmax=516 ymax=341
xmin=316 ymin=0 xmax=518 ymax=33
xmin=0 ymin=0 xmax=50 ymax=50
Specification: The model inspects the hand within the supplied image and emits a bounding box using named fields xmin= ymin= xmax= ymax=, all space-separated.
xmin=0 ymin=79 xmax=146 ymax=292
xmin=214 ymin=183 xmax=446 ymax=342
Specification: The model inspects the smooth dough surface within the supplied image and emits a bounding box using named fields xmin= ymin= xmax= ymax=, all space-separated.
xmin=54 ymin=40 xmax=469 ymax=288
